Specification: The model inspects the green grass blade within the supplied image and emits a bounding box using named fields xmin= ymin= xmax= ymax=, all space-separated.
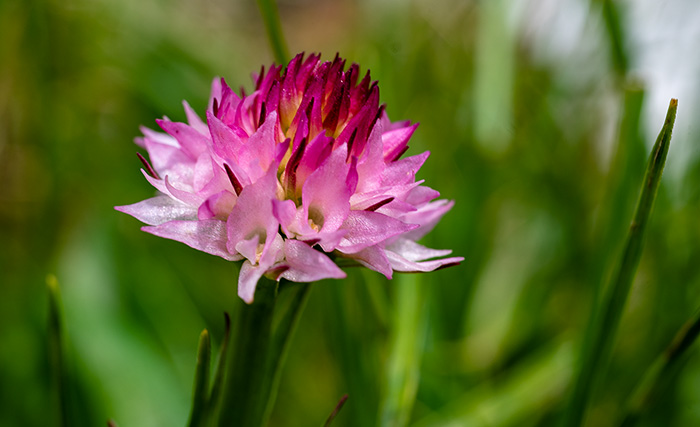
xmin=621 ymin=307 xmax=700 ymax=426
xmin=47 ymin=274 xmax=69 ymax=427
xmin=413 ymin=340 xmax=573 ymax=427
xmin=562 ymin=99 xmax=678 ymax=427
xmin=256 ymin=0 xmax=289 ymax=65
xmin=380 ymin=274 xmax=427 ymax=427
xmin=187 ymin=329 xmax=211 ymax=427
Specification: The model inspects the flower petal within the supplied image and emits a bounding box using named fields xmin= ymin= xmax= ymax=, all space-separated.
xmin=382 ymin=123 xmax=418 ymax=161
xmin=142 ymin=219 xmax=241 ymax=261
xmin=115 ymin=195 xmax=198 ymax=225
xmin=238 ymin=261 xmax=266 ymax=304
xmin=337 ymin=210 xmax=418 ymax=254
xmin=401 ymin=199 xmax=455 ymax=241
xmin=386 ymin=238 xmax=453 ymax=262
xmin=385 ymin=250 xmax=463 ymax=272
xmin=226 ymin=168 xmax=280 ymax=259
xmin=280 ymin=240 xmax=346 ymax=283
xmin=301 ymin=143 xmax=353 ymax=233
xmin=344 ymin=245 xmax=393 ymax=279
xmin=156 ymin=119 xmax=209 ymax=159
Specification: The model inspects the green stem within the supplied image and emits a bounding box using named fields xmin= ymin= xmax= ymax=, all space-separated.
xmin=215 ymin=279 xmax=311 ymax=427
xmin=188 ymin=330 xmax=211 ymax=427
xmin=217 ymin=278 xmax=278 ymax=427
xmin=562 ymin=99 xmax=677 ymax=427
xmin=256 ymin=0 xmax=289 ymax=65
xmin=262 ymin=282 xmax=311 ymax=424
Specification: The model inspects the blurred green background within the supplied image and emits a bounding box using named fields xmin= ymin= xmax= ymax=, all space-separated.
xmin=3 ymin=0 xmax=700 ymax=425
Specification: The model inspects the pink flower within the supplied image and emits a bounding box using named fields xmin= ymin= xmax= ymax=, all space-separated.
xmin=117 ymin=53 xmax=463 ymax=303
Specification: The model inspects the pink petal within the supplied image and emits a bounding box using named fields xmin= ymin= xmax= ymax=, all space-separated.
xmin=115 ymin=195 xmax=198 ymax=225
xmin=139 ymin=126 xmax=178 ymax=148
xmin=144 ymin=138 xmax=192 ymax=177
xmin=343 ymin=245 xmax=393 ymax=279
xmin=385 ymin=250 xmax=463 ymax=272
xmin=382 ymin=123 xmax=418 ymax=161
xmin=238 ymin=261 xmax=266 ymax=304
xmin=165 ymin=176 xmax=204 ymax=206
xmin=272 ymin=199 xmax=297 ymax=237
xmin=182 ymin=100 xmax=208 ymax=135
xmin=381 ymin=151 xmax=430 ymax=187
xmin=226 ymin=168 xmax=280 ymax=260
xmin=156 ymin=119 xmax=209 ymax=159
xmin=401 ymin=199 xmax=455 ymax=241
xmin=280 ymin=240 xmax=346 ymax=283
xmin=197 ymin=190 xmax=236 ymax=220
xmin=405 ymin=185 xmax=440 ymax=206
xmin=301 ymin=144 xmax=353 ymax=233
xmin=355 ymin=119 xmax=385 ymax=194
xmin=142 ymin=219 xmax=241 ymax=261
xmin=337 ymin=210 xmax=418 ymax=254
xmin=242 ymin=110 xmax=279 ymax=181
xmin=386 ymin=238 xmax=454 ymax=262
xmin=206 ymin=111 xmax=246 ymax=162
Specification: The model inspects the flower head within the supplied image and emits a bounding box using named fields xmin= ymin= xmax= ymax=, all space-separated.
xmin=117 ymin=53 xmax=462 ymax=303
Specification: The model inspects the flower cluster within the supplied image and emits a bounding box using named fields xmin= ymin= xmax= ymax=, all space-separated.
xmin=117 ymin=53 xmax=462 ymax=302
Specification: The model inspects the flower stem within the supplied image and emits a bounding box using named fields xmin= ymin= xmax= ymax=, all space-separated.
xmin=215 ymin=279 xmax=311 ymax=427
xmin=187 ymin=330 xmax=211 ymax=427
xmin=256 ymin=0 xmax=289 ymax=65
xmin=262 ymin=282 xmax=311 ymax=424
xmin=217 ymin=278 xmax=278 ymax=427
xmin=561 ymin=99 xmax=677 ymax=427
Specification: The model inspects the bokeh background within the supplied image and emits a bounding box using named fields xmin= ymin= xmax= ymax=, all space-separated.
xmin=2 ymin=0 xmax=700 ymax=425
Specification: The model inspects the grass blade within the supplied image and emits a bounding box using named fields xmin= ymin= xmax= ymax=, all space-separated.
xmin=380 ymin=274 xmax=427 ymax=427
xmin=256 ymin=0 xmax=289 ymax=65
xmin=562 ymin=99 xmax=678 ymax=427
xmin=621 ymin=308 xmax=700 ymax=426
xmin=47 ymin=274 xmax=69 ymax=427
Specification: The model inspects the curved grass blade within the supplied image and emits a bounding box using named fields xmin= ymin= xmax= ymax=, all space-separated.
xmin=562 ymin=99 xmax=678 ymax=427
xmin=187 ymin=329 xmax=211 ymax=427
xmin=620 ymin=308 xmax=700 ymax=426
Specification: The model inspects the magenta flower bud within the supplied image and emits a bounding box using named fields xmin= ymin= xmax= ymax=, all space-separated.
xmin=117 ymin=53 xmax=462 ymax=303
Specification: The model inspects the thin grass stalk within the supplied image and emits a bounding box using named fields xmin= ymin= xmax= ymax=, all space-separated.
xmin=562 ymin=99 xmax=678 ymax=427
xmin=379 ymin=274 xmax=427 ymax=427
xmin=47 ymin=275 xmax=69 ymax=427
xmin=256 ymin=0 xmax=289 ymax=65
